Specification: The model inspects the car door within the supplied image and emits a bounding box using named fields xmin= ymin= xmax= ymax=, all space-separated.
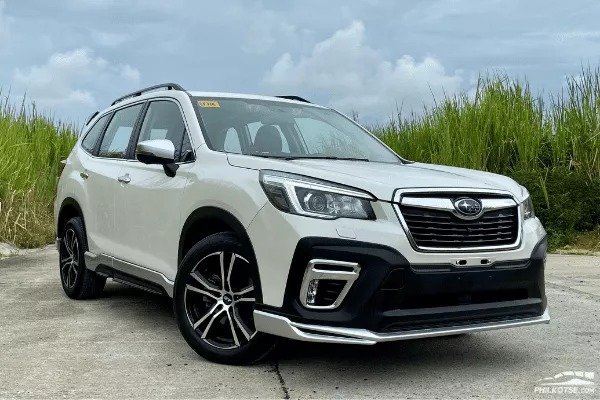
xmin=79 ymin=103 xmax=144 ymax=256
xmin=76 ymin=113 xmax=113 ymax=254
xmin=113 ymin=99 xmax=195 ymax=279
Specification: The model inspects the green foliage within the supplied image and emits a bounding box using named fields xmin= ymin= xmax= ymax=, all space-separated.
xmin=0 ymin=93 xmax=78 ymax=248
xmin=510 ymin=170 xmax=600 ymax=248
xmin=2 ymin=66 xmax=600 ymax=250
xmin=374 ymin=66 xmax=600 ymax=249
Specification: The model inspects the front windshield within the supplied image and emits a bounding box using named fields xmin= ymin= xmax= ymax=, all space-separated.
xmin=194 ymin=97 xmax=401 ymax=163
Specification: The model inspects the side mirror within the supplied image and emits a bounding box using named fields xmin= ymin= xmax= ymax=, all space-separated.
xmin=136 ymin=139 xmax=179 ymax=177
xmin=136 ymin=139 xmax=175 ymax=164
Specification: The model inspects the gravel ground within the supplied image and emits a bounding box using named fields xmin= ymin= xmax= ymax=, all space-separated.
xmin=0 ymin=248 xmax=598 ymax=399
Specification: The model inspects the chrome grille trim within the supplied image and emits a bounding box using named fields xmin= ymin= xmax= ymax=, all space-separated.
xmin=401 ymin=197 xmax=517 ymax=221
xmin=392 ymin=188 xmax=523 ymax=253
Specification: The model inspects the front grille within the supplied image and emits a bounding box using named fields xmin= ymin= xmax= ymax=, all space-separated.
xmin=400 ymin=205 xmax=519 ymax=249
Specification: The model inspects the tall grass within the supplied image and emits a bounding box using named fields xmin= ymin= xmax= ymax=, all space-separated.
xmin=374 ymin=66 xmax=600 ymax=248
xmin=0 ymin=92 xmax=77 ymax=248
xmin=1 ymin=67 xmax=599 ymax=250
xmin=376 ymin=70 xmax=600 ymax=177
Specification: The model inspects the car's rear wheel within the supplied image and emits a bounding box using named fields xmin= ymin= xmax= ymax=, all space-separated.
xmin=59 ymin=217 xmax=106 ymax=299
xmin=174 ymin=232 xmax=276 ymax=365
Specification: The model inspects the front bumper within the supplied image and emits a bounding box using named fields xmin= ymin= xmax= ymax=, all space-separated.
xmin=253 ymin=235 xmax=549 ymax=343
xmin=254 ymin=306 xmax=550 ymax=344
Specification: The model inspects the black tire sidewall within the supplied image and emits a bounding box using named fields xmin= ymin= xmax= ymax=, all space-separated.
xmin=174 ymin=232 xmax=275 ymax=365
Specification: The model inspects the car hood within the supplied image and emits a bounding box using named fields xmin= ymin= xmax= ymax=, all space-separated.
xmin=227 ymin=154 xmax=525 ymax=202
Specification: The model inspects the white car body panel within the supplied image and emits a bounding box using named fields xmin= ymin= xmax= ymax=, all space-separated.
xmin=113 ymin=161 xmax=192 ymax=277
xmin=227 ymin=154 xmax=525 ymax=202
xmin=56 ymin=146 xmax=123 ymax=254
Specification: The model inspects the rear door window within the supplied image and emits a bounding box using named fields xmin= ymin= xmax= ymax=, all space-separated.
xmin=81 ymin=114 xmax=110 ymax=155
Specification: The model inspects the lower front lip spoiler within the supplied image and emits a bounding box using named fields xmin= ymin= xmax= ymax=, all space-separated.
xmin=253 ymin=306 xmax=550 ymax=345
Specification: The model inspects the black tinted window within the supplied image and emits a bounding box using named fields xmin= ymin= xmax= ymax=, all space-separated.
xmin=98 ymin=104 xmax=143 ymax=159
xmin=81 ymin=114 xmax=109 ymax=154
xmin=138 ymin=101 xmax=193 ymax=162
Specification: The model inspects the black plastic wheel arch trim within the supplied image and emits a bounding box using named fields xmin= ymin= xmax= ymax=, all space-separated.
xmin=178 ymin=206 xmax=263 ymax=303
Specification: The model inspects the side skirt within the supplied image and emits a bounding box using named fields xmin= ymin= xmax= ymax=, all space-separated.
xmin=84 ymin=251 xmax=175 ymax=297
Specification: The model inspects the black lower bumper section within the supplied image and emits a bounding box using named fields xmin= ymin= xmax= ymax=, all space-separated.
xmin=257 ymin=236 xmax=547 ymax=333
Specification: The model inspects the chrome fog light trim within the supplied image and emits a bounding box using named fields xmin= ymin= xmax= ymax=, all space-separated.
xmin=299 ymin=259 xmax=361 ymax=310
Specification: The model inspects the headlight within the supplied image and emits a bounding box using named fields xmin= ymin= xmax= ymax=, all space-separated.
xmin=521 ymin=187 xmax=535 ymax=219
xmin=259 ymin=170 xmax=375 ymax=220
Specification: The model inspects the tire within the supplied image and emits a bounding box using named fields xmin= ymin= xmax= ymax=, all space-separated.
xmin=174 ymin=232 xmax=276 ymax=365
xmin=59 ymin=217 xmax=106 ymax=299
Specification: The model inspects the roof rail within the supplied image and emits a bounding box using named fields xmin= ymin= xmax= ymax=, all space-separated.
xmin=276 ymin=95 xmax=311 ymax=103
xmin=111 ymin=83 xmax=186 ymax=106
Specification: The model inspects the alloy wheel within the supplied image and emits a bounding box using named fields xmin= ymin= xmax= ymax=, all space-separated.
xmin=61 ymin=229 xmax=79 ymax=289
xmin=184 ymin=251 xmax=257 ymax=349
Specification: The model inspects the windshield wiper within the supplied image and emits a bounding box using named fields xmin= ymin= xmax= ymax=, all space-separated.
xmin=283 ymin=155 xmax=370 ymax=162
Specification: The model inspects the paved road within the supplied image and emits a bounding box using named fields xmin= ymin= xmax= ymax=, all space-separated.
xmin=0 ymin=249 xmax=598 ymax=399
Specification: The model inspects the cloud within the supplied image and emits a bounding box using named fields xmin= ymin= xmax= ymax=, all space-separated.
xmin=13 ymin=47 xmax=140 ymax=115
xmin=0 ymin=0 xmax=10 ymax=40
xmin=551 ymin=30 xmax=600 ymax=43
xmin=90 ymin=30 xmax=132 ymax=48
xmin=65 ymin=0 xmax=184 ymax=13
xmin=402 ymin=0 xmax=505 ymax=24
xmin=216 ymin=3 xmax=301 ymax=55
xmin=263 ymin=20 xmax=463 ymax=119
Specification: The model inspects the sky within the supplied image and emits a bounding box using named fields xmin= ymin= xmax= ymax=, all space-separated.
xmin=1 ymin=0 xmax=599 ymax=126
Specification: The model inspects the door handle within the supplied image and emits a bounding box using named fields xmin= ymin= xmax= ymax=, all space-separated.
xmin=118 ymin=175 xmax=131 ymax=184
xmin=80 ymin=172 xmax=89 ymax=179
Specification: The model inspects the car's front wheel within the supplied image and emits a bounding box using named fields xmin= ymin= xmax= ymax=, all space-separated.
xmin=174 ymin=232 xmax=276 ymax=365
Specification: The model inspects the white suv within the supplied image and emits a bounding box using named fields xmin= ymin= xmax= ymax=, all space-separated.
xmin=55 ymin=83 xmax=550 ymax=364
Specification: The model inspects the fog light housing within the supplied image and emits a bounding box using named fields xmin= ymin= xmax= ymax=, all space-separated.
xmin=299 ymin=260 xmax=361 ymax=310
xmin=306 ymin=279 xmax=319 ymax=305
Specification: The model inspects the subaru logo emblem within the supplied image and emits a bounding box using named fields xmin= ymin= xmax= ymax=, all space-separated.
xmin=454 ymin=198 xmax=482 ymax=217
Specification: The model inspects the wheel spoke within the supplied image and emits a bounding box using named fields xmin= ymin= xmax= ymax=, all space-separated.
xmin=201 ymin=308 xmax=225 ymax=339
xmin=191 ymin=271 xmax=222 ymax=295
xmin=70 ymin=264 xmax=78 ymax=279
xmin=234 ymin=285 xmax=254 ymax=296
xmin=219 ymin=252 xmax=226 ymax=291
xmin=64 ymin=232 xmax=73 ymax=256
xmin=226 ymin=309 xmax=240 ymax=346
xmin=68 ymin=231 xmax=76 ymax=254
xmin=65 ymin=267 xmax=71 ymax=287
xmin=236 ymin=297 xmax=255 ymax=303
xmin=61 ymin=256 xmax=72 ymax=266
xmin=193 ymin=302 xmax=221 ymax=329
xmin=226 ymin=254 xmax=236 ymax=292
xmin=73 ymin=239 xmax=79 ymax=260
xmin=68 ymin=266 xmax=77 ymax=287
xmin=186 ymin=284 xmax=220 ymax=301
xmin=232 ymin=305 xmax=253 ymax=341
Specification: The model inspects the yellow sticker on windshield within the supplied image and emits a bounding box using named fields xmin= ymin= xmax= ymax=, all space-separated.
xmin=198 ymin=100 xmax=220 ymax=108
